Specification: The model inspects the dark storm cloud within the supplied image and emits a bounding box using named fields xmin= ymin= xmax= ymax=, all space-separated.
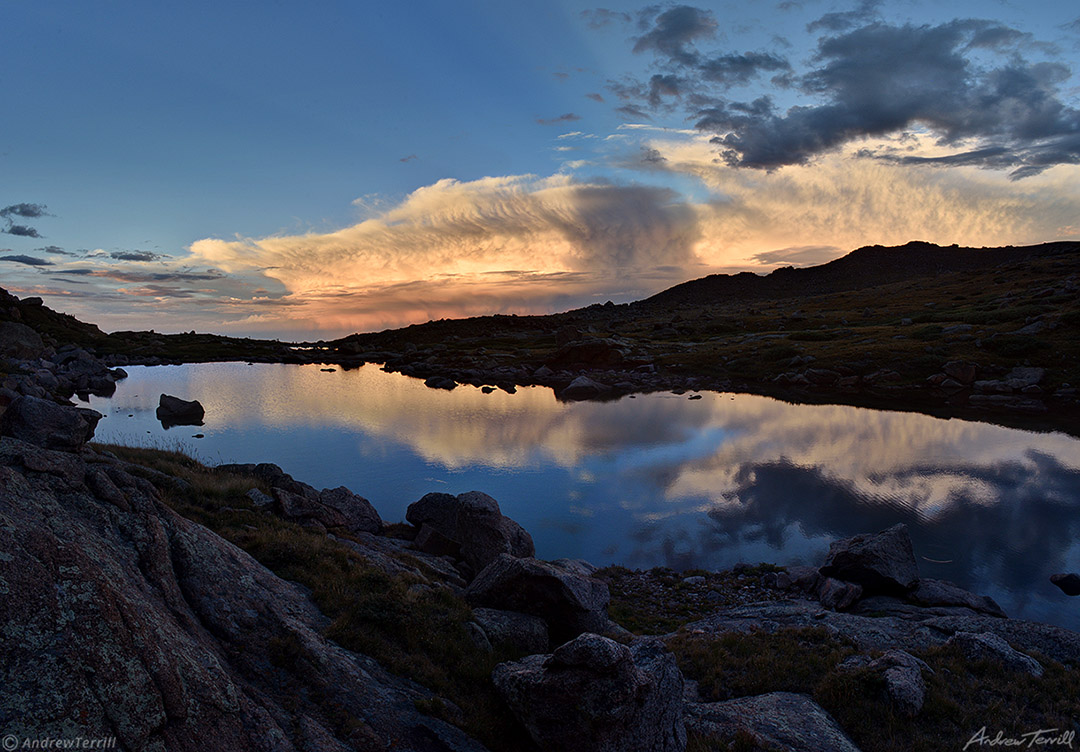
xmin=0 ymin=203 xmax=50 ymax=219
xmin=52 ymin=268 xmax=225 ymax=284
xmin=537 ymin=113 xmax=583 ymax=125
xmin=614 ymin=7 xmax=1080 ymax=179
xmin=0 ymin=254 xmax=54 ymax=266
xmin=110 ymin=250 xmax=163 ymax=262
xmin=703 ymin=20 xmax=1080 ymax=177
xmin=632 ymin=5 xmax=718 ymax=66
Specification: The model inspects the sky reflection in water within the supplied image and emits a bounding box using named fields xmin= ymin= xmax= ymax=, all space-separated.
xmin=87 ymin=363 xmax=1080 ymax=629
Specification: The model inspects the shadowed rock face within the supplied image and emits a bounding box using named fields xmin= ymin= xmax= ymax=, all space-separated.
xmin=407 ymin=491 xmax=534 ymax=573
xmin=0 ymin=395 xmax=101 ymax=451
xmin=0 ymin=437 xmax=487 ymax=752
xmin=819 ymin=523 xmax=920 ymax=596
xmin=686 ymin=692 xmax=860 ymax=752
xmin=493 ymin=633 xmax=685 ymax=752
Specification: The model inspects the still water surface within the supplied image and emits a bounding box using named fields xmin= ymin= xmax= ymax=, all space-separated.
xmin=87 ymin=363 xmax=1080 ymax=630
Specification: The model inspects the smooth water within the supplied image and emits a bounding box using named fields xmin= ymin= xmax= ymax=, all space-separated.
xmin=86 ymin=362 xmax=1080 ymax=630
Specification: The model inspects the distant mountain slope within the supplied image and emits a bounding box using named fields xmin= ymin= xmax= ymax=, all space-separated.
xmin=641 ymin=241 xmax=1080 ymax=309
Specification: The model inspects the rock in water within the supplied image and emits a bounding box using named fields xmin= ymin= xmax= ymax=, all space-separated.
xmin=1050 ymin=573 xmax=1080 ymax=596
xmin=156 ymin=394 xmax=205 ymax=426
xmin=493 ymin=633 xmax=685 ymax=752
xmin=0 ymin=395 xmax=101 ymax=451
xmin=820 ymin=523 xmax=920 ymax=595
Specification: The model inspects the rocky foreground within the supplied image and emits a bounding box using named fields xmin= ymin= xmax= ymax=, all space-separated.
xmin=2 ymin=332 xmax=1079 ymax=751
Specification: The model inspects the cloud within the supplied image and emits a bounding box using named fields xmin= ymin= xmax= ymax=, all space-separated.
xmin=185 ymin=174 xmax=703 ymax=333
xmin=0 ymin=203 xmax=50 ymax=219
xmin=110 ymin=250 xmax=163 ymax=262
xmin=614 ymin=8 xmax=1080 ymax=179
xmin=632 ymin=5 xmax=718 ymax=66
xmin=2 ymin=224 xmax=43 ymax=238
xmin=0 ymin=254 xmax=54 ymax=266
xmin=751 ymin=245 xmax=844 ymax=266
xmin=38 ymin=245 xmax=74 ymax=256
xmin=581 ymin=8 xmax=631 ymax=29
xmin=586 ymin=92 xmax=605 ymax=103
xmin=399 ymin=154 xmax=418 ymax=162
xmin=52 ymin=268 xmax=226 ymax=284
xmin=537 ymin=112 xmax=582 ymax=125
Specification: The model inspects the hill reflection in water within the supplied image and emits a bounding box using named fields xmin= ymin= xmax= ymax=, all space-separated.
xmin=88 ymin=362 xmax=1080 ymax=629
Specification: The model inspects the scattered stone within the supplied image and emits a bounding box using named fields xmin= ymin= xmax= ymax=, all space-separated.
xmin=244 ymin=488 xmax=273 ymax=508
xmin=493 ymin=633 xmax=685 ymax=752
xmin=908 ymin=579 xmax=1006 ymax=617
xmin=559 ymin=375 xmax=611 ymax=401
xmin=1050 ymin=573 xmax=1080 ymax=596
xmin=0 ymin=395 xmax=102 ymax=451
xmin=686 ymin=692 xmax=861 ymax=752
xmin=865 ymin=651 xmax=929 ymax=716
xmin=819 ymin=523 xmax=919 ymax=596
xmin=156 ymin=394 xmax=205 ymax=426
xmin=942 ymin=360 xmax=977 ymax=384
xmin=945 ymin=631 xmax=1044 ymax=677
xmin=466 ymin=554 xmax=611 ymax=643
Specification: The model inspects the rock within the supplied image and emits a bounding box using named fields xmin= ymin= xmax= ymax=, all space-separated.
xmin=318 ymin=486 xmax=382 ymax=534
xmin=546 ymin=339 xmax=627 ymax=368
xmin=967 ymin=394 xmax=1047 ymax=412
xmin=466 ymin=554 xmax=611 ymax=643
xmin=942 ymin=360 xmax=977 ymax=384
xmin=682 ymin=575 xmax=706 ymax=586
xmin=406 ymin=491 xmax=534 ymax=572
xmin=472 ymin=608 xmax=550 ymax=654
xmin=1005 ymin=366 xmax=1045 ymax=387
xmin=1050 ymin=573 xmax=1080 ymax=596
xmin=0 ymin=441 xmax=488 ymax=752
xmin=492 ymin=634 xmax=685 ymax=752
xmin=817 ymin=577 xmax=863 ymax=611
xmin=424 ymin=376 xmax=457 ymax=390
xmin=272 ymin=487 xmax=348 ymax=530
xmin=0 ymin=395 xmax=101 ymax=451
xmin=908 ymin=579 xmax=1006 ymax=617
xmin=860 ymin=651 xmax=929 ymax=716
xmin=244 ymin=488 xmax=273 ymax=508
xmin=776 ymin=565 xmax=821 ymax=593
xmin=216 ymin=462 xmax=319 ymax=500
xmin=0 ymin=321 xmax=45 ymax=359
xmin=685 ymin=692 xmax=860 ymax=752
xmin=945 ymin=631 xmax=1044 ymax=677
xmin=156 ymin=394 xmax=205 ymax=426
xmin=559 ymin=375 xmax=610 ymax=401
xmin=819 ymin=523 xmax=919 ymax=595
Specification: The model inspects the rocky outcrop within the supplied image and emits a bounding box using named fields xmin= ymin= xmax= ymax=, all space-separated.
xmin=406 ymin=491 xmax=534 ymax=573
xmin=319 ymin=486 xmax=382 ymax=535
xmin=839 ymin=650 xmax=930 ymax=716
xmin=0 ymin=320 xmax=45 ymax=358
xmin=0 ymin=437 xmax=487 ymax=752
xmin=685 ymin=692 xmax=861 ymax=752
xmin=0 ymin=395 xmax=101 ymax=451
xmin=156 ymin=394 xmax=205 ymax=426
xmin=492 ymin=633 xmax=685 ymax=752
xmin=819 ymin=523 xmax=919 ymax=596
xmin=945 ymin=631 xmax=1044 ymax=677
xmin=466 ymin=554 xmax=611 ymax=644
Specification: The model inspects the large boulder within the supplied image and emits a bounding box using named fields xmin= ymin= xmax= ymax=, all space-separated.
xmin=319 ymin=486 xmax=382 ymax=535
xmin=0 ymin=395 xmax=101 ymax=451
xmin=945 ymin=631 xmax=1044 ymax=677
xmin=0 ymin=321 xmax=44 ymax=359
xmin=546 ymin=338 xmax=627 ymax=368
xmin=908 ymin=579 xmax=1006 ymax=617
xmin=406 ymin=491 xmax=533 ymax=572
xmin=558 ymin=375 xmax=611 ymax=401
xmin=1050 ymin=573 xmax=1080 ymax=596
xmin=472 ymin=608 xmax=549 ymax=654
xmin=819 ymin=523 xmax=919 ymax=595
xmin=686 ymin=692 xmax=860 ymax=752
xmin=156 ymin=394 xmax=205 ymax=427
xmin=492 ymin=633 xmax=685 ymax=752
xmin=466 ymin=554 xmax=611 ymax=644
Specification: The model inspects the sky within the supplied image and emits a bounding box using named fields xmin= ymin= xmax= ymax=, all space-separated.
xmin=3 ymin=0 xmax=1080 ymax=340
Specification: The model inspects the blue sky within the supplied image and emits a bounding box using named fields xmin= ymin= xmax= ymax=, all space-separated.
xmin=3 ymin=1 xmax=1080 ymax=339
